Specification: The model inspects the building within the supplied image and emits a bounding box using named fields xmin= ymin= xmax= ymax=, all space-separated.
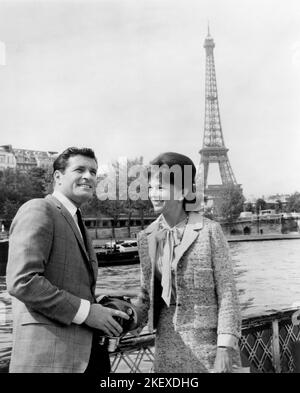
xmin=265 ymin=194 xmax=290 ymax=210
xmin=0 ymin=145 xmax=16 ymax=171
xmin=0 ymin=145 xmax=58 ymax=172
xmin=244 ymin=194 xmax=290 ymax=212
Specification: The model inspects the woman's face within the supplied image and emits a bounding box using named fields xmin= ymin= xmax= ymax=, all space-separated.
xmin=148 ymin=172 xmax=184 ymax=215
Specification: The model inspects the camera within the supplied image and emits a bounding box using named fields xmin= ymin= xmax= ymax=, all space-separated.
xmin=98 ymin=295 xmax=138 ymax=332
xmin=97 ymin=295 xmax=139 ymax=352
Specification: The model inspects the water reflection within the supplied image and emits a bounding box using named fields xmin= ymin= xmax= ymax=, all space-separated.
xmin=230 ymin=240 xmax=300 ymax=315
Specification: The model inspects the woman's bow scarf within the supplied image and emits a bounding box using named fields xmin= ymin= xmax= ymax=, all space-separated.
xmin=155 ymin=216 xmax=187 ymax=306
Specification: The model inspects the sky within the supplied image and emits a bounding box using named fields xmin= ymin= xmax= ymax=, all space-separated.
xmin=0 ymin=0 xmax=299 ymax=199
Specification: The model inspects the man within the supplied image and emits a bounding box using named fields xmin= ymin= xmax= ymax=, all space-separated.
xmin=6 ymin=147 xmax=129 ymax=373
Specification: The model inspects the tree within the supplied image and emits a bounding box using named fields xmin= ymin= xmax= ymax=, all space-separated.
xmin=81 ymin=193 xmax=103 ymax=217
xmin=286 ymin=192 xmax=300 ymax=212
xmin=123 ymin=157 xmax=152 ymax=236
xmin=244 ymin=202 xmax=254 ymax=213
xmin=255 ymin=198 xmax=267 ymax=214
xmin=275 ymin=199 xmax=283 ymax=213
xmin=131 ymin=198 xmax=153 ymax=229
xmin=94 ymin=156 xmax=152 ymax=240
xmin=1 ymin=200 xmax=22 ymax=226
xmin=0 ymin=167 xmax=50 ymax=224
xmin=219 ymin=185 xmax=245 ymax=222
xmin=27 ymin=167 xmax=49 ymax=197
xmin=98 ymin=199 xmax=126 ymax=240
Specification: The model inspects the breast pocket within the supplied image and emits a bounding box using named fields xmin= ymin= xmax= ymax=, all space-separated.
xmin=193 ymin=267 xmax=215 ymax=289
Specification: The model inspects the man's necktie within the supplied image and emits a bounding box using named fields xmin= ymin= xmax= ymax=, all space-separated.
xmin=76 ymin=209 xmax=88 ymax=250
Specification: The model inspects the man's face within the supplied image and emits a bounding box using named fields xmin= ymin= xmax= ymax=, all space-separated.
xmin=54 ymin=155 xmax=98 ymax=207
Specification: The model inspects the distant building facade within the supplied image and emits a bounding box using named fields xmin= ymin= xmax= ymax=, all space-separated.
xmin=265 ymin=194 xmax=290 ymax=210
xmin=0 ymin=145 xmax=16 ymax=171
xmin=0 ymin=145 xmax=58 ymax=172
xmin=244 ymin=194 xmax=290 ymax=212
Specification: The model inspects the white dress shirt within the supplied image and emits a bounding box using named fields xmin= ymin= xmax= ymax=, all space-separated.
xmin=52 ymin=190 xmax=91 ymax=324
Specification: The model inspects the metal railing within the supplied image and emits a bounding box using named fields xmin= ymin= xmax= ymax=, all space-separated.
xmin=109 ymin=308 xmax=300 ymax=373
xmin=110 ymin=333 xmax=155 ymax=373
xmin=239 ymin=308 xmax=300 ymax=373
xmin=1 ymin=308 xmax=300 ymax=373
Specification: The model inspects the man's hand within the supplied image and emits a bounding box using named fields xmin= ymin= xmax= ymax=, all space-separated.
xmin=84 ymin=303 xmax=129 ymax=337
xmin=213 ymin=347 xmax=233 ymax=373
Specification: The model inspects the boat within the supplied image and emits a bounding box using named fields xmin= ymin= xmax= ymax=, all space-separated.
xmin=1 ymin=237 xmax=140 ymax=274
xmin=95 ymin=240 xmax=139 ymax=266
xmin=96 ymin=249 xmax=139 ymax=266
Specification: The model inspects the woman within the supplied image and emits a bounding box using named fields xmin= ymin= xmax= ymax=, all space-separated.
xmin=134 ymin=152 xmax=241 ymax=373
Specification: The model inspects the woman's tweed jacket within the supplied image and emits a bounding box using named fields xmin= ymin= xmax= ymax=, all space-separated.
xmin=134 ymin=212 xmax=241 ymax=364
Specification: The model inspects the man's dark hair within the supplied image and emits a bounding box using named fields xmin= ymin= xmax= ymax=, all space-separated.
xmin=53 ymin=147 xmax=98 ymax=174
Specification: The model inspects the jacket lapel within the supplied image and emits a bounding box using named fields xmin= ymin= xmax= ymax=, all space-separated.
xmin=172 ymin=212 xmax=204 ymax=270
xmin=46 ymin=195 xmax=96 ymax=280
xmin=144 ymin=217 xmax=160 ymax=269
xmin=84 ymin=227 xmax=98 ymax=284
xmin=60 ymin=206 xmax=89 ymax=261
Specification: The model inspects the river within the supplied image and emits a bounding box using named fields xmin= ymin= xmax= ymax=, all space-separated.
xmin=1 ymin=239 xmax=300 ymax=370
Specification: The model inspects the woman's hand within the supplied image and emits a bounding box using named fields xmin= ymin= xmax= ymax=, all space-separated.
xmin=213 ymin=347 xmax=233 ymax=373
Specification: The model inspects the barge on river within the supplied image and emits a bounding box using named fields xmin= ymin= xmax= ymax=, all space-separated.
xmin=96 ymin=250 xmax=139 ymax=266
xmin=2 ymin=234 xmax=300 ymax=272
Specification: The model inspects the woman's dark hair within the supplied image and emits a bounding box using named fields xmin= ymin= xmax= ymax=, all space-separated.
xmin=150 ymin=152 xmax=196 ymax=210
xmin=53 ymin=147 xmax=97 ymax=174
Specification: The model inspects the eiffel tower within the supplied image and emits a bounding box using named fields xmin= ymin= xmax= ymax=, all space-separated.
xmin=199 ymin=27 xmax=242 ymax=213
